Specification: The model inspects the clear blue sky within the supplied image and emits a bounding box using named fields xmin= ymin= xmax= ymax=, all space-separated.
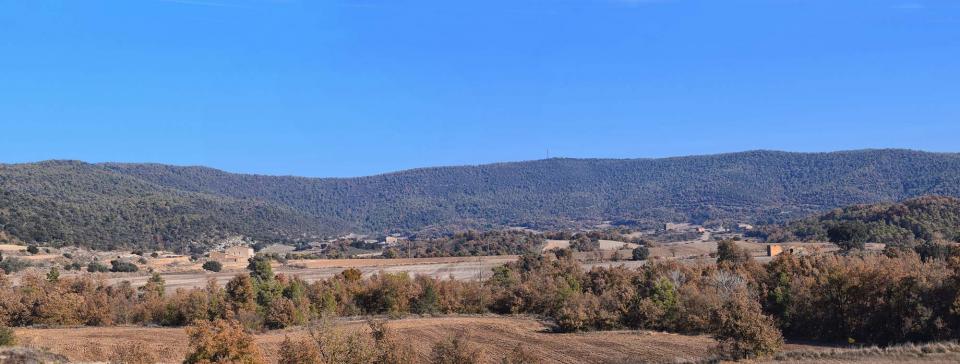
xmin=1 ymin=0 xmax=958 ymax=177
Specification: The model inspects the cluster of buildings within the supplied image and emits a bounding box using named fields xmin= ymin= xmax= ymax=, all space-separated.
xmin=209 ymin=246 xmax=254 ymax=263
xmin=662 ymin=222 xmax=754 ymax=234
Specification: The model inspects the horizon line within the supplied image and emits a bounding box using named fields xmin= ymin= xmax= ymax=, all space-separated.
xmin=1 ymin=148 xmax=955 ymax=180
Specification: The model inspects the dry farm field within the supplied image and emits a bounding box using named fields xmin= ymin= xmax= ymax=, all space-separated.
xmin=15 ymin=316 xmax=716 ymax=364
xmin=14 ymin=316 xmax=960 ymax=364
xmin=89 ymin=256 xmax=521 ymax=291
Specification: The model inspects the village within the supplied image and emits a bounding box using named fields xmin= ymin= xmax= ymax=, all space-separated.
xmin=0 ymin=220 xmax=880 ymax=293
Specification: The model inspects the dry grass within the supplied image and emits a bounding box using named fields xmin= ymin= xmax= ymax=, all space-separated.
xmin=17 ymin=254 xmax=61 ymax=261
xmin=541 ymin=240 xmax=571 ymax=251
xmin=598 ymin=240 xmax=640 ymax=250
xmin=290 ymin=256 xmax=519 ymax=269
xmin=0 ymin=244 xmax=27 ymax=252
xmin=542 ymin=240 xmax=639 ymax=252
xmin=85 ymin=256 xmax=520 ymax=292
xmin=761 ymin=341 xmax=960 ymax=364
xmin=15 ymin=316 xmax=716 ymax=364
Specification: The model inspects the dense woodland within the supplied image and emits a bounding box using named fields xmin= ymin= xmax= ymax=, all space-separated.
xmin=762 ymin=196 xmax=960 ymax=249
xmin=4 ymin=245 xmax=960 ymax=360
xmin=3 ymin=150 xmax=960 ymax=249
xmin=392 ymin=231 xmax=546 ymax=258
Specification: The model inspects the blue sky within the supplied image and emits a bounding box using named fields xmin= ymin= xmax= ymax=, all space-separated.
xmin=1 ymin=0 xmax=958 ymax=177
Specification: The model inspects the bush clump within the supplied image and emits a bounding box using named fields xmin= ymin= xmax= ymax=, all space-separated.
xmin=632 ymin=246 xmax=650 ymax=261
xmin=0 ymin=326 xmax=15 ymax=346
xmin=184 ymin=319 xmax=264 ymax=364
xmin=202 ymin=261 xmax=223 ymax=272
xmin=430 ymin=334 xmax=485 ymax=364
xmin=87 ymin=262 xmax=110 ymax=273
xmin=110 ymin=260 xmax=139 ymax=273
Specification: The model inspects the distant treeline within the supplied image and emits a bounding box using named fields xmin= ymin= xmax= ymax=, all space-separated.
xmin=390 ymin=230 xmax=545 ymax=258
xmin=4 ymin=149 xmax=960 ymax=250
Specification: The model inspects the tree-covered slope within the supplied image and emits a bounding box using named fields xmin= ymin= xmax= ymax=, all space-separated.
xmin=0 ymin=161 xmax=339 ymax=250
xmin=105 ymin=149 xmax=960 ymax=231
xmin=764 ymin=195 xmax=960 ymax=246
xmin=3 ymin=149 xmax=960 ymax=249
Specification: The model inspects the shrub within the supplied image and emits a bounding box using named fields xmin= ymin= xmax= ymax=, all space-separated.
xmin=412 ymin=282 xmax=440 ymax=315
xmin=307 ymin=320 xmax=376 ymax=364
xmin=555 ymin=293 xmax=600 ymax=332
xmin=827 ymin=222 xmax=869 ymax=252
xmin=341 ymin=268 xmax=362 ymax=282
xmin=712 ymin=293 xmax=783 ymax=360
xmin=569 ymin=235 xmax=600 ymax=252
xmin=226 ymin=275 xmax=257 ymax=313
xmin=369 ymin=319 xmax=418 ymax=364
xmin=277 ymin=336 xmax=320 ymax=364
xmin=0 ymin=325 xmax=15 ymax=346
xmin=46 ymin=266 xmax=60 ymax=282
xmin=26 ymin=245 xmax=39 ymax=254
xmin=277 ymin=336 xmax=321 ymax=364
xmin=430 ymin=335 xmax=484 ymax=364
xmin=184 ymin=319 xmax=264 ymax=364
xmin=382 ymin=248 xmax=399 ymax=259
xmin=264 ymin=297 xmax=298 ymax=329
xmin=88 ymin=262 xmax=110 ymax=273
xmin=632 ymin=246 xmax=650 ymax=261
xmin=247 ymin=255 xmax=274 ymax=283
xmin=202 ymin=261 xmax=223 ymax=272
xmin=110 ymin=342 xmax=157 ymax=364
xmin=110 ymin=260 xmax=139 ymax=273
xmin=716 ymin=240 xmax=752 ymax=266
xmin=0 ymin=257 xmax=31 ymax=274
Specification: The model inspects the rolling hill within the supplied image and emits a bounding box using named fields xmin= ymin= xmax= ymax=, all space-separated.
xmin=2 ymin=149 xmax=960 ymax=250
xmin=763 ymin=195 xmax=960 ymax=246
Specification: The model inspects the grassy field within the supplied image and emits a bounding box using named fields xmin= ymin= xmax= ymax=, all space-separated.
xmin=762 ymin=341 xmax=960 ymax=364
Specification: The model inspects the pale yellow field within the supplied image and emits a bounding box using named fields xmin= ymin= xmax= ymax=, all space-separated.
xmin=87 ymin=256 xmax=520 ymax=292
xmin=0 ymin=244 xmax=27 ymax=252
xmin=542 ymin=240 xmax=639 ymax=252
xmin=289 ymin=256 xmax=519 ymax=269
xmin=17 ymin=254 xmax=61 ymax=261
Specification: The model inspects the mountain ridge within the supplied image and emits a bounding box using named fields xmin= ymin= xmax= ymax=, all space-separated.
xmin=21 ymin=148 xmax=945 ymax=179
xmin=2 ymin=149 xmax=960 ymax=250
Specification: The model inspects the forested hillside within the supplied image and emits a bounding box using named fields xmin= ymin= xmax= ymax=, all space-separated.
xmin=763 ymin=195 xmax=960 ymax=247
xmin=0 ymin=161 xmax=338 ymax=251
xmin=2 ymin=149 xmax=960 ymax=249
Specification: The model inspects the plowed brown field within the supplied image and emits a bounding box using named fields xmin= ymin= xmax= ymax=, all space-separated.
xmin=15 ymin=316 xmax=715 ymax=363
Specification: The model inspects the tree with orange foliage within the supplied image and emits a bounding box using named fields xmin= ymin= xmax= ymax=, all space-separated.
xmin=184 ymin=319 xmax=264 ymax=364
